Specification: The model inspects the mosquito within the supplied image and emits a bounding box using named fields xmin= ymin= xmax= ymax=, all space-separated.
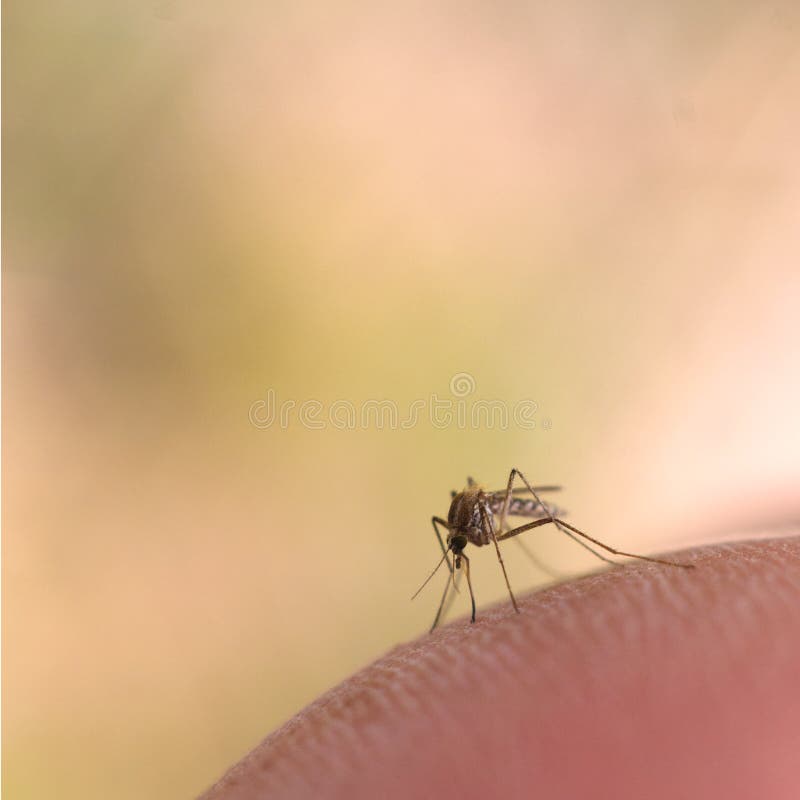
xmin=412 ymin=467 xmax=694 ymax=631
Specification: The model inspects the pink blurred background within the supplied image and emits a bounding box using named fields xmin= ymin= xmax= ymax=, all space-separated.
xmin=4 ymin=3 xmax=799 ymax=799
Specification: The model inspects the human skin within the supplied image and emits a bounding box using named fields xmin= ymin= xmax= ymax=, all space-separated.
xmin=200 ymin=535 xmax=800 ymax=800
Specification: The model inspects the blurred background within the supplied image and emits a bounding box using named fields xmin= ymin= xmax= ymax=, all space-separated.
xmin=3 ymin=2 xmax=799 ymax=798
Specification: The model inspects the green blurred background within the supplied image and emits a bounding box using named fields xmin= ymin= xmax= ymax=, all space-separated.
xmin=4 ymin=2 xmax=799 ymax=798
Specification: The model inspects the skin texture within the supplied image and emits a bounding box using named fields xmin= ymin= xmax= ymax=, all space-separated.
xmin=200 ymin=535 xmax=800 ymax=800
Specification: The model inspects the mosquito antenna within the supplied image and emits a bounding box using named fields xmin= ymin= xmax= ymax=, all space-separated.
xmin=411 ymin=548 xmax=452 ymax=601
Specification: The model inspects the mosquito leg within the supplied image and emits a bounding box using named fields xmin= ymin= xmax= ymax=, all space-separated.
xmin=498 ymin=516 xmax=693 ymax=569
xmin=496 ymin=508 xmax=565 ymax=579
xmin=551 ymin=518 xmax=694 ymax=568
xmin=510 ymin=536 xmax=565 ymax=579
xmin=432 ymin=516 xmax=450 ymax=558
xmin=480 ymin=505 xmax=519 ymax=613
xmin=556 ymin=530 xmax=619 ymax=565
xmin=505 ymin=468 xmax=619 ymax=566
xmin=496 ymin=469 xmax=560 ymax=528
xmin=498 ymin=468 xmax=516 ymax=534
xmin=460 ymin=553 xmax=477 ymax=623
xmin=496 ymin=517 xmax=554 ymax=539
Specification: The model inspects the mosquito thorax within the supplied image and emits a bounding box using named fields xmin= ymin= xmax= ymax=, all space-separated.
xmin=447 ymin=486 xmax=486 ymax=530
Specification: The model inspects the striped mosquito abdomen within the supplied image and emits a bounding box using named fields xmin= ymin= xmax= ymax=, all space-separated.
xmin=487 ymin=494 xmax=559 ymax=518
xmin=510 ymin=497 xmax=552 ymax=517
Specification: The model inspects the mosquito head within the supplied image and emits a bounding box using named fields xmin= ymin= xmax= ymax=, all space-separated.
xmin=447 ymin=532 xmax=468 ymax=555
